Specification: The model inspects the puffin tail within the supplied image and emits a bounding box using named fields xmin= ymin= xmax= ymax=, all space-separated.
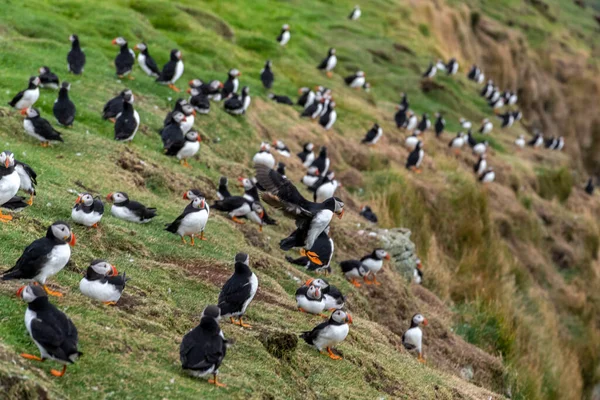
xmin=2 ymin=267 xmax=21 ymax=281
xmin=279 ymin=235 xmax=297 ymax=251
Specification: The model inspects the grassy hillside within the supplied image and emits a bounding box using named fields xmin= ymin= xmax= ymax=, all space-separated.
xmin=1 ymin=0 xmax=600 ymax=399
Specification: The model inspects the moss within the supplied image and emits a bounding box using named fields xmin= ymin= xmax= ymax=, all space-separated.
xmin=418 ymin=23 xmax=430 ymax=37
xmin=258 ymin=331 xmax=298 ymax=361
xmin=536 ymin=167 xmax=573 ymax=203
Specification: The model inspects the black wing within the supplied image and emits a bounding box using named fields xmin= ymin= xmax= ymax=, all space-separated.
xmin=212 ymin=196 xmax=248 ymax=212
xmin=145 ymin=55 xmax=161 ymax=76
xmin=300 ymin=321 xmax=329 ymax=344
xmin=31 ymin=308 xmax=79 ymax=362
xmin=340 ymin=260 xmax=361 ymax=273
xmin=317 ymin=57 xmax=328 ymax=70
xmin=362 ymin=128 xmax=376 ymax=143
xmin=344 ymin=75 xmax=356 ymax=85
xmin=218 ymin=275 xmax=252 ymax=315
xmin=161 ymin=125 xmax=185 ymax=155
xmin=2 ymin=238 xmax=52 ymax=280
xmin=114 ymin=108 xmax=137 ymax=140
xmin=261 ymin=70 xmax=274 ymax=89
xmin=34 ymin=118 xmax=63 ymax=142
xmin=224 ymin=95 xmax=243 ymax=110
xmin=15 ymin=160 xmax=37 ymax=185
xmin=105 ymin=273 xmax=128 ymax=292
xmin=406 ymin=148 xmax=420 ymax=168
xmin=102 ymin=96 xmax=123 ymax=119
xmin=127 ymin=201 xmax=157 ymax=220
xmin=92 ymin=198 xmax=105 ymax=214
xmin=157 ymin=61 xmax=176 ymax=82
xmin=8 ymin=90 xmax=25 ymax=107
xmin=67 ymin=49 xmax=86 ymax=75
xmin=255 ymin=164 xmax=313 ymax=217
xmin=166 ymin=204 xmax=195 ymax=232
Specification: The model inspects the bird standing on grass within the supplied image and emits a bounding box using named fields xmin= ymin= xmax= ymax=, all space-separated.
xmin=156 ymin=49 xmax=184 ymax=92
xmin=9 ymin=76 xmax=40 ymax=110
xmin=106 ymin=192 xmax=156 ymax=223
xmin=165 ymin=196 xmax=209 ymax=245
xmin=402 ymin=313 xmax=428 ymax=363
xmin=300 ymin=309 xmax=352 ymax=360
xmin=317 ymin=48 xmax=337 ymax=78
xmin=79 ymin=260 xmax=127 ymax=305
xmin=218 ymin=253 xmax=258 ymax=328
xmin=53 ymin=82 xmax=76 ymax=127
xmin=112 ymin=37 xmax=135 ymax=79
xmin=277 ymin=24 xmax=291 ymax=46
xmin=67 ymin=34 xmax=86 ymax=74
xmin=71 ymin=193 xmax=104 ymax=228
xmin=0 ymin=151 xmax=21 ymax=221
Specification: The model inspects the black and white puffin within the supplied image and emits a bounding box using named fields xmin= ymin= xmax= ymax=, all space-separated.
xmin=224 ymin=86 xmax=251 ymax=115
xmin=241 ymin=178 xmax=277 ymax=227
xmin=472 ymin=141 xmax=488 ymax=156
xmin=273 ymin=140 xmax=291 ymax=157
xmin=446 ymin=58 xmax=459 ymax=75
xmin=133 ymin=43 xmax=160 ymax=77
xmin=434 ymin=112 xmax=445 ymax=137
xmin=481 ymin=80 xmax=494 ymax=97
xmin=339 ymin=259 xmax=368 ymax=287
xmin=216 ymin=177 xmax=231 ymax=201
xmin=302 ymin=166 xmax=321 ymax=187
xmin=310 ymin=146 xmax=330 ymax=176
xmin=515 ymin=134 xmax=525 ymax=149
xmin=222 ymin=69 xmax=241 ymax=98
xmin=402 ymin=313 xmax=428 ymax=363
xmin=0 ymin=151 xmax=21 ymax=220
xmin=252 ymin=142 xmax=276 ymax=168
xmin=165 ymin=98 xmax=195 ymax=134
xmin=406 ymin=141 xmax=424 ymax=172
xmin=398 ymin=92 xmax=409 ymax=111
xmin=170 ymin=130 xmax=201 ymax=167
xmin=255 ymin=165 xmax=344 ymax=264
xmin=285 ymin=229 xmax=334 ymax=274
xmin=295 ymin=284 xmax=326 ymax=316
xmin=260 ymin=60 xmax=274 ymax=89
xmin=512 ymin=110 xmax=523 ymax=122
xmin=545 ymin=136 xmax=558 ymax=150
xmin=361 ymin=249 xmax=390 ymax=285
xmin=156 ymin=49 xmax=184 ymax=91
xmin=22 ymin=108 xmax=64 ymax=147
xmin=183 ymin=189 xmax=204 ymax=202
xmin=267 ymin=93 xmax=293 ymax=105
xmin=9 ymin=76 xmax=40 ymax=110
xmin=448 ymin=132 xmax=465 ymax=153
xmin=460 ymin=118 xmax=472 ymax=130
xmin=180 ymin=305 xmax=228 ymax=387
xmin=277 ymin=24 xmax=291 ymax=46
xmin=405 ymin=111 xmax=418 ymax=131
xmin=473 ymin=154 xmax=487 ymax=177
xmin=479 ymin=168 xmax=495 ymax=184
xmin=395 ymin=106 xmax=407 ymax=128
xmin=106 ymin=192 xmax=156 ymax=223
xmin=166 ymin=196 xmax=209 ymax=244
xmin=102 ymin=89 xmax=131 ymax=122
xmin=79 ymin=260 xmax=126 ymax=305
xmin=38 ymin=66 xmax=60 ymax=89
xmin=466 ymin=130 xmax=477 ymax=148
xmin=479 ymin=118 xmax=493 ymax=134
xmin=361 ymin=123 xmax=383 ymax=145
xmin=305 ymin=278 xmax=345 ymax=310
xmin=556 ymin=136 xmax=564 ymax=151
xmin=114 ymin=91 xmax=140 ymax=142
xmin=317 ymin=48 xmax=337 ymax=78
xmin=348 ymin=5 xmax=361 ymax=20
xmin=422 ymin=62 xmax=437 ymax=78
xmin=71 ymin=193 xmax=104 ymax=228
xmin=15 ymin=159 xmax=37 ymax=205
xmin=417 ymin=113 xmax=431 ymax=132
xmin=360 ymin=205 xmax=378 ymax=223
xmin=498 ymin=111 xmax=515 ymax=129
xmin=16 ymin=283 xmax=82 ymax=376
xmin=311 ymin=171 xmax=340 ymax=203
xmin=301 ymin=98 xmax=324 ymax=120
xmin=67 ymin=34 xmax=86 ymax=75
xmin=297 ymin=87 xmax=316 ymax=108
xmin=413 ymin=259 xmax=423 ymax=285
xmin=218 ymin=253 xmax=258 ymax=328
xmin=344 ymin=71 xmax=365 ymax=89
xmin=189 ymin=79 xmax=224 ymax=101
xmin=212 ymin=197 xmax=265 ymax=230
xmin=187 ymin=87 xmax=211 ymax=114
xmin=319 ymin=101 xmax=337 ymax=130
xmin=111 ymin=37 xmax=135 ymax=78
xmin=53 ymin=82 xmax=76 ymax=127
xmin=297 ymin=143 xmax=315 ymax=167
xmin=585 ymin=178 xmax=594 ymax=195
xmin=300 ymin=309 xmax=352 ymax=360
xmin=2 ymin=221 xmax=76 ymax=296
xmin=528 ymin=131 xmax=544 ymax=148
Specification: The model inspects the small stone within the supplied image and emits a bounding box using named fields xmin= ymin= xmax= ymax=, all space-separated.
xmin=75 ymin=153 xmax=82 ymax=157
xmin=46 ymin=202 xmax=52 ymax=207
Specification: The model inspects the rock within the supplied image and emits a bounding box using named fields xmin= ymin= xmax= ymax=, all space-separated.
xmin=460 ymin=365 xmax=475 ymax=381
xmin=376 ymin=228 xmax=418 ymax=281
xmin=258 ymin=331 xmax=298 ymax=360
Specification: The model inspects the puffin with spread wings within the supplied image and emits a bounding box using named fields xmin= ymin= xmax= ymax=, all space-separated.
xmin=254 ymin=164 xmax=344 ymax=265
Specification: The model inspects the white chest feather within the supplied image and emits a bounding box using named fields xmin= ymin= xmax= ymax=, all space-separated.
xmin=253 ymin=152 xmax=275 ymax=168
xmin=316 ymin=181 xmax=338 ymax=203
xmin=71 ymin=207 xmax=103 ymax=227
xmin=314 ymin=323 xmax=349 ymax=350
xmin=111 ymin=204 xmax=148 ymax=223
xmin=0 ymin=171 xmax=20 ymax=205
xmin=325 ymin=111 xmax=337 ymax=130
xmin=303 ymin=152 xmax=315 ymax=167
xmin=177 ymin=140 xmax=200 ymax=160
xmin=36 ymin=244 xmax=71 ymax=284
xmin=177 ymin=209 xmax=209 ymax=236
xmin=326 ymin=56 xmax=337 ymax=72
xmin=172 ymin=61 xmax=184 ymax=84
xmin=79 ymin=278 xmax=122 ymax=302
xmin=403 ymin=327 xmax=423 ymax=352
xmin=16 ymin=88 xmax=40 ymax=109
xmin=296 ymin=295 xmax=325 ymax=314
xmin=180 ymin=115 xmax=194 ymax=134
xmin=306 ymin=210 xmax=333 ymax=249
xmin=405 ymin=136 xmax=419 ymax=150
xmin=279 ymin=31 xmax=290 ymax=45
xmin=350 ymin=76 xmax=365 ymax=88
xmin=362 ymin=258 xmax=383 ymax=274
xmin=241 ymin=273 xmax=258 ymax=314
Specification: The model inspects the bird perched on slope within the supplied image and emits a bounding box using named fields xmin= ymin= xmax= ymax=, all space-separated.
xmin=277 ymin=24 xmax=291 ymax=46
xmin=53 ymin=82 xmax=76 ymax=127
xmin=165 ymin=196 xmax=209 ymax=245
xmin=9 ymin=76 xmax=40 ymax=110
xmin=345 ymin=71 xmax=365 ymax=89
xmin=472 ymin=141 xmax=488 ymax=156
xmin=2 ymin=221 xmax=76 ymax=297
xmin=160 ymin=110 xmax=186 ymax=151
xmin=267 ymin=93 xmax=293 ymax=105
xmin=212 ymin=197 xmax=265 ymax=230
xmin=448 ymin=132 xmax=465 ymax=153
xmin=22 ymin=108 xmax=64 ymax=147
xmin=79 ymin=260 xmax=126 ymax=305
xmin=180 ymin=305 xmax=229 ymax=387
xmin=434 ymin=113 xmax=445 ymax=137
xmin=297 ymin=87 xmax=316 ymax=108
xmin=413 ymin=259 xmax=424 ymax=285
xmin=403 ymin=313 xmax=428 ymax=363
xmin=348 ymin=5 xmax=361 ymax=20
xmin=222 ymin=69 xmax=241 ymax=98
xmin=67 ymin=34 xmax=86 ymax=75
xmin=300 ymin=309 xmax=352 ymax=360
xmin=310 ymin=146 xmax=330 ymax=176
xmin=133 ymin=43 xmax=160 ymax=77
xmin=317 ymin=48 xmax=337 ymax=78
xmin=189 ymin=79 xmax=224 ymax=101
xmin=479 ymin=168 xmax=495 ymax=184
xmin=319 ymin=101 xmax=337 ymax=130
xmin=360 ymin=205 xmax=378 ymax=223
xmin=156 ymin=49 xmax=184 ymax=92
xmin=106 ymin=192 xmax=156 ymax=223
xmin=253 ymin=142 xmax=276 ymax=168
xmin=422 ymin=62 xmax=437 ymax=79
xmin=361 ymin=249 xmax=390 ymax=285
xmin=260 ymin=60 xmax=274 ymax=89
xmin=187 ymin=87 xmax=211 ymax=114
xmin=273 ymin=140 xmax=291 ymax=157
xmin=218 ymin=253 xmax=258 ymax=328
xmin=305 ymin=277 xmax=345 ymax=310
xmin=297 ymin=143 xmax=315 ymax=167
xmin=406 ymin=141 xmax=424 ymax=172
xmin=585 ymin=178 xmax=594 ymax=195
xmin=514 ymin=134 xmax=525 ymax=149
xmin=14 ymin=159 xmax=37 ymax=206
xmin=417 ymin=113 xmax=431 ymax=132
xmin=340 ymin=259 xmax=369 ymax=287
xmin=102 ymin=89 xmax=131 ymax=122
xmin=111 ymin=37 xmax=135 ymax=79
xmin=38 ymin=66 xmax=59 ymax=89
xmin=301 ymin=98 xmax=324 ymax=120
xmin=296 ymin=284 xmax=326 ymax=316
xmin=446 ymin=58 xmax=459 ymax=75
xmin=285 ymin=229 xmax=335 ymax=274
xmin=0 ymin=151 xmax=21 ymax=221
xmin=255 ymin=164 xmax=344 ymax=265
xmin=224 ymin=86 xmax=251 ymax=115
xmin=528 ymin=131 xmax=544 ymax=148
xmin=71 ymin=193 xmax=104 ymax=228
xmin=479 ymin=118 xmax=493 ymax=134
xmin=114 ymin=91 xmax=140 ymax=142
xmin=16 ymin=283 xmax=82 ymax=377
xmin=311 ymin=171 xmax=340 ymax=203
xmin=362 ymin=123 xmax=383 ymax=145
xmin=164 ymin=99 xmax=195 ymax=134
xmin=473 ymin=154 xmax=487 ymax=177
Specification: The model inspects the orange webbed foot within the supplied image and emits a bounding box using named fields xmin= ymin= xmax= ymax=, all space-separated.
xmin=20 ymin=353 xmax=44 ymax=361
xmin=327 ymin=347 xmax=343 ymax=360
xmin=50 ymin=365 xmax=67 ymax=377
xmin=43 ymin=285 xmax=63 ymax=297
xmin=103 ymin=301 xmax=117 ymax=306
xmin=208 ymin=375 xmax=226 ymax=388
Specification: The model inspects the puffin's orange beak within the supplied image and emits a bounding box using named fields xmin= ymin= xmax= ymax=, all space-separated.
xmin=183 ymin=192 xmax=189 ymax=200
xmin=259 ymin=211 xmax=265 ymax=219
xmin=423 ymin=318 xmax=429 ymax=326
xmin=111 ymin=38 xmax=117 ymax=45
xmin=16 ymin=286 xmax=25 ymax=298
xmin=188 ymin=80 xmax=194 ymax=86
xmin=192 ymin=109 xmax=196 ymax=116
xmin=305 ymin=278 xmax=314 ymax=286
xmin=110 ymin=265 xmax=118 ymax=276
xmin=106 ymin=193 xmax=113 ymax=202
xmin=219 ymin=82 xmax=224 ymax=88
xmin=4 ymin=159 xmax=10 ymax=168
xmin=69 ymin=233 xmax=77 ymax=247
xmin=315 ymin=288 xmax=320 ymax=297
xmin=385 ymin=254 xmax=391 ymax=260
xmin=315 ymin=170 xmax=320 ymax=176
xmin=297 ymin=88 xmax=303 ymax=94
xmin=20 ymin=109 xmax=28 ymax=116
xmin=200 ymin=199 xmax=205 ymax=209
xmin=186 ymin=88 xmax=191 ymax=94
xmin=237 ymin=177 xmax=245 ymax=187
xmin=75 ymin=196 xmax=81 ymax=204
xmin=133 ymin=45 xmax=139 ymax=51
xmin=337 ymin=209 xmax=345 ymax=219
xmin=237 ymin=72 xmax=242 ymax=76
xmin=346 ymin=314 xmax=353 ymax=324
xmin=182 ymin=116 xmax=187 ymax=122
xmin=197 ymin=136 xmax=201 ymax=142
xmin=417 ymin=262 xmax=422 ymax=270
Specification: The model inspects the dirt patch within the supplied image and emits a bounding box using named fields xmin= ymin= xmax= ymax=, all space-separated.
xmin=258 ymin=331 xmax=298 ymax=360
xmin=421 ymin=79 xmax=446 ymax=93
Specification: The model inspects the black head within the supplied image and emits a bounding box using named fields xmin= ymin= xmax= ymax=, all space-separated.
xmin=219 ymin=176 xmax=228 ymax=186
xmin=265 ymin=60 xmax=272 ymax=68
xmin=241 ymin=86 xmax=250 ymax=96
xmin=29 ymin=76 xmax=41 ymax=88
xmin=61 ymin=82 xmax=71 ymax=91
xmin=319 ymin=146 xmax=328 ymax=157
xmin=170 ymin=49 xmax=182 ymax=61
xmin=202 ymin=305 xmax=221 ymax=320
xmin=410 ymin=313 xmax=428 ymax=328
xmin=75 ymin=193 xmax=95 ymax=207
xmin=304 ymin=142 xmax=314 ymax=152
xmin=331 ymin=309 xmax=352 ymax=324
xmin=235 ymin=253 xmax=249 ymax=265
xmin=69 ymin=34 xmax=79 ymax=43
xmin=88 ymin=259 xmax=118 ymax=277
xmin=38 ymin=66 xmax=51 ymax=74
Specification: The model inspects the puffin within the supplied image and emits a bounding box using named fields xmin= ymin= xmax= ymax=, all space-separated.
xmin=405 ymin=111 xmax=418 ymax=131
xmin=472 ymin=141 xmax=489 ymax=156
xmin=460 ymin=118 xmax=472 ymax=130
xmin=285 ymin=229 xmax=334 ymax=274
xmin=189 ymin=79 xmax=224 ymax=101
xmin=319 ymin=101 xmax=337 ymax=130
xmin=114 ymin=91 xmax=140 ymax=142
xmin=395 ymin=106 xmax=407 ymax=129
xmin=38 ymin=66 xmax=60 ymax=89
xmin=514 ymin=134 xmax=526 ymax=149
xmin=255 ymin=164 xmax=344 ymax=265
xmin=240 ymin=177 xmax=278 ymax=226
xmin=504 ymin=90 xmax=518 ymax=105
xmin=448 ymin=132 xmax=465 ymax=153
xmin=67 ymin=34 xmax=86 ymax=75
xmin=467 ymin=65 xmax=480 ymax=81
xmin=277 ymin=162 xmax=287 ymax=178
xmin=295 ymin=284 xmax=326 ymax=316
xmin=183 ymin=189 xmax=204 ymax=202
xmin=222 ymin=69 xmax=241 ymax=98
xmin=305 ymin=278 xmax=345 ymax=310
xmin=435 ymin=59 xmax=447 ymax=73
xmin=133 ymin=43 xmax=160 ymax=77
xmin=398 ymin=92 xmax=409 ymax=111
xmin=498 ymin=111 xmax=515 ymax=128
xmin=361 ymin=249 xmax=390 ymax=285
xmin=311 ymin=171 xmax=339 ymax=203
xmin=360 ymin=205 xmax=378 ymax=223
xmin=71 ymin=193 xmax=104 ymax=228
xmin=466 ymin=130 xmax=477 ymax=148
xmin=348 ymin=5 xmax=361 ymax=20
xmin=481 ymin=80 xmax=494 ymax=98
xmin=267 ymin=93 xmax=293 ymax=105
xmin=79 ymin=260 xmax=126 ymax=305
xmin=402 ymin=313 xmax=428 ymax=363
xmin=317 ymin=48 xmax=337 ymax=78
xmin=218 ymin=253 xmax=258 ymax=328
xmin=413 ymin=259 xmax=424 ymax=285
xmin=297 ymin=87 xmax=316 ymax=108
xmin=556 ymin=136 xmax=564 ymax=151
xmin=111 ymin=37 xmax=135 ymax=78
xmin=422 ymin=62 xmax=437 ymax=78
xmin=187 ymin=87 xmax=211 ymax=114
xmin=160 ymin=111 xmax=187 ymax=154
xmin=260 ymin=60 xmax=274 ymax=89
xmin=361 ymin=123 xmax=383 ymax=145
xmin=545 ymin=136 xmax=558 ymax=150
xmin=9 ymin=76 xmax=40 ymax=110
xmin=156 ymin=49 xmax=184 ymax=91
xmin=417 ymin=113 xmax=431 ymax=132
xmin=165 ymin=98 xmax=195 ymax=134
xmin=479 ymin=168 xmax=495 ymax=183
xmin=473 ymin=154 xmax=487 ymax=177
xmin=253 ymin=142 xmax=276 ymax=168
xmin=273 ymin=140 xmax=291 ymax=157
xmin=16 ymin=283 xmax=82 ymax=377
xmin=0 ymin=151 xmax=21 ymax=221
xmin=180 ymin=305 xmax=229 ymax=387
xmin=310 ymin=146 xmax=331 ymax=176
xmin=277 ymin=24 xmax=291 ymax=46
xmin=344 ymin=71 xmax=365 ymax=89
xmin=216 ymin=177 xmax=231 ymax=201
xmin=585 ymin=178 xmax=594 ymax=195
xmin=297 ymin=143 xmax=315 ymax=167
xmin=528 ymin=132 xmax=544 ymax=148
xmin=2 ymin=221 xmax=76 ymax=296
xmin=224 ymin=86 xmax=251 ymax=115
xmin=512 ymin=110 xmax=523 ymax=122
xmin=172 ymin=130 xmax=201 ymax=167
xmin=106 ymin=192 xmax=156 ymax=223
xmin=102 ymin=89 xmax=131 ymax=122
xmin=300 ymin=310 xmax=352 ymax=360
xmin=406 ymin=141 xmax=424 ymax=172
xmin=53 ymin=82 xmax=76 ymax=127
xmin=301 ymin=98 xmax=324 ymax=120
xmin=479 ymin=118 xmax=493 ymax=134
xmin=434 ymin=113 xmax=445 ymax=137
xmin=446 ymin=58 xmax=459 ymax=75
xmin=22 ymin=108 xmax=64 ymax=147
xmin=489 ymin=97 xmax=505 ymax=109
xmin=166 ymin=196 xmax=209 ymax=244
xmin=302 ymin=166 xmax=321 ymax=188
xmin=212 ymin=197 xmax=265 ymax=230
xmin=15 ymin=159 xmax=37 ymax=206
